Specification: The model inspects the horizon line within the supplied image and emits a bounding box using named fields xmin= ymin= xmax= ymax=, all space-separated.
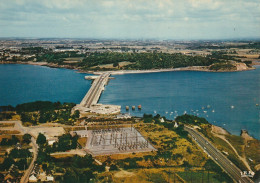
xmin=1 ymin=36 xmax=260 ymax=41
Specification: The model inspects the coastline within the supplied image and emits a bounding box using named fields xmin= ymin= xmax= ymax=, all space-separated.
xmin=98 ymin=65 xmax=255 ymax=75
xmin=0 ymin=61 xmax=258 ymax=139
xmin=0 ymin=61 xmax=255 ymax=75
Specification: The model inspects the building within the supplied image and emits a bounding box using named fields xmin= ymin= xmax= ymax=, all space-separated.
xmin=116 ymin=113 xmax=131 ymax=119
xmin=29 ymin=174 xmax=38 ymax=182
xmin=160 ymin=118 xmax=165 ymax=123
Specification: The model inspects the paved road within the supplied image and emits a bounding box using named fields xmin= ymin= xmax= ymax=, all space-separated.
xmin=184 ymin=126 xmax=253 ymax=183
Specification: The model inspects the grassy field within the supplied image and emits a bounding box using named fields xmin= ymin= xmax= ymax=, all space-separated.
xmin=245 ymin=139 xmax=260 ymax=171
xmin=0 ymin=123 xmax=15 ymax=127
xmin=97 ymin=167 xmax=186 ymax=183
xmin=64 ymin=57 xmax=84 ymax=62
xmin=197 ymin=125 xmax=251 ymax=171
xmin=178 ymin=171 xmax=224 ymax=183
xmin=92 ymin=61 xmax=133 ymax=69
xmin=225 ymin=135 xmax=244 ymax=156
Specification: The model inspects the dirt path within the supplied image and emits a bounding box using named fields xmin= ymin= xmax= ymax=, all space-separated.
xmin=50 ymin=149 xmax=87 ymax=157
xmin=114 ymin=168 xmax=135 ymax=178
xmin=211 ymin=126 xmax=252 ymax=172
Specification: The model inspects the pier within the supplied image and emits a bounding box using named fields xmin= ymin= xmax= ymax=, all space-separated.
xmin=74 ymin=72 xmax=121 ymax=114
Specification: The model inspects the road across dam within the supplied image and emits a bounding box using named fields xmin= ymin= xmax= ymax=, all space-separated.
xmin=80 ymin=72 xmax=111 ymax=108
xmin=74 ymin=72 xmax=121 ymax=114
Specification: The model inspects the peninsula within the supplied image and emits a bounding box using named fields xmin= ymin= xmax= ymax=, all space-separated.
xmin=1 ymin=39 xmax=259 ymax=74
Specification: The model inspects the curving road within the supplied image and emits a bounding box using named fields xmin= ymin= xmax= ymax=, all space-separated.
xmin=184 ymin=126 xmax=253 ymax=183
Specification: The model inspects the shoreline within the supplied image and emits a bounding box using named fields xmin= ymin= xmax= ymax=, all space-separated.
xmin=97 ymin=66 xmax=255 ymax=75
xmin=0 ymin=61 xmax=258 ymax=140
xmin=0 ymin=61 xmax=256 ymax=75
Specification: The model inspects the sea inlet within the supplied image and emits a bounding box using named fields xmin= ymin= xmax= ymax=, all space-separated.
xmin=0 ymin=64 xmax=259 ymax=139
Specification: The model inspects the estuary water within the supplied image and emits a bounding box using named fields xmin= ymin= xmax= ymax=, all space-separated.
xmin=99 ymin=67 xmax=260 ymax=139
xmin=0 ymin=64 xmax=92 ymax=106
xmin=0 ymin=64 xmax=259 ymax=138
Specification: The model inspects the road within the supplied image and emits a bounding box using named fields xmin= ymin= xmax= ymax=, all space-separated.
xmin=0 ymin=121 xmax=38 ymax=183
xmin=80 ymin=72 xmax=110 ymax=108
xmin=184 ymin=126 xmax=253 ymax=183
xmin=20 ymin=138 xmax=38 ymax=183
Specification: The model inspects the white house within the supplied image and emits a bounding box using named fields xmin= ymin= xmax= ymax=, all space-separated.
xmin=174 ymin=122 xmax=179 ymax=128
xmin=160 ymin=118 xmax=165 ymax=123
xmin=29 ymin=174 xmax=37 ymax=182
xmin=46 ymin=175 xmax=54 ymax=182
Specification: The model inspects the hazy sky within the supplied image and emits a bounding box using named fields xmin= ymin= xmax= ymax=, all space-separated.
xmin=0 ymin=0 xmax=259 ymax=39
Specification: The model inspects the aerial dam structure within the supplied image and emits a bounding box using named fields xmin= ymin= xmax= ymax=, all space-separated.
xmin=73 ymin=72 xmax=121 ymax=114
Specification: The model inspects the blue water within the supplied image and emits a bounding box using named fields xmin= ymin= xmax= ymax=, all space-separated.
xmin=0 ymin=64 xmax=92 ymax=106
xmin=0 ymin=64 xmax=259 ymax=138
xmin=99 ymin=68 xmax=260 ymax=139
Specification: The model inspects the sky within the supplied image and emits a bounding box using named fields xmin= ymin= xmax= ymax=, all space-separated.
xmin=0 ymin=0 xmax=259 ymax=40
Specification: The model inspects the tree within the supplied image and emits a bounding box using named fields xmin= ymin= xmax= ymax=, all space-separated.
xmin=36 ymin=133 xmax=46 ymax=146
xmin=36 ymin=150 xmax=50 ymax=164
xmin=78 ymin=169 xmax=94 ymax=182
xmin=113 ymin=62 xmax=119 ymax=67
xmin=1 ymin=157 xmax=14 ymax=171
xmin=23 ymin=134 xmax=32 ymax=144
xmin=109 ymin=164 xmax=118 ymax=171
xmin=9 ymin=148 xmax=31 ymax=158
xmin=16 ymin=159 xmax=28 ymax=170
xmin=72 ymin=110 xmax=80 ymax=119
xmin=64 ymin=168 xmax=77 ymax=183
xmin=10 ymin=135 xmax=19 ymax=145
xmin=0 ymin=173 xmax=4 ymax=182
xmin=186 ymin=146 xmax=192 ymax=154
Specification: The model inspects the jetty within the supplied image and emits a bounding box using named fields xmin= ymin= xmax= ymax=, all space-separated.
xmin=74 ymin=72 xmax=121 ymax=114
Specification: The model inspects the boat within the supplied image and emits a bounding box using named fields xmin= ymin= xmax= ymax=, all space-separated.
xmin=231 ymin=105 xmax=235 ymax=109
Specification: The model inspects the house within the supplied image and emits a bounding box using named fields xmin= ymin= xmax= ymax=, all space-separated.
xmin=48 ymin=139 xmax=57 ymax=146
xmin=15 ymin=143 xmax=22 ymax=150
xmin=160 ymin=118 xmax=165 ymax=123
xmin=174 ymin=122 xmax=179 ymax=128
xmin=116 ymin=113 xmax=131 ymax=119
xmin=29 ymin=174 xmax=38 ymax=182
xmin=46 ymin=175 xmax=54 ymax=182
xmin=74 ymin=130 xmax=88 ymax=138
xmin=4 ymin=174 xmax=14 ymax=182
